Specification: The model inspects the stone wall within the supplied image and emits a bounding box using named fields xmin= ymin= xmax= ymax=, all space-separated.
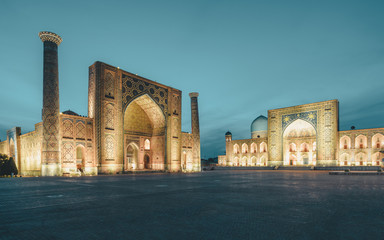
xmin=181 ymin=132 xmax=193 ymax=171
xmin=60 ymin=114 xmax=96 ymax=175
xmin=19 ymin=123 xmax=42 ymax=176
xmin=0 ymin=140 xmax=8 ymax=156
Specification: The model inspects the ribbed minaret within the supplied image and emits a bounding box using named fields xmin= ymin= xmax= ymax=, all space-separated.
xmin=39 ymin=31 xmax=62 ymax=176
xmin=189 ymin=92 xmax=201 ymax=172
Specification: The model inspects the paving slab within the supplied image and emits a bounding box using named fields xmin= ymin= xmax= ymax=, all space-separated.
xmin=0 ymin=170 xmax=383 ymax=240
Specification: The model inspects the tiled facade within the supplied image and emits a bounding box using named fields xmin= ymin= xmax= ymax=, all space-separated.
xmin=219 ymin=100 xmax=384 ymax=167
xmin=0 ymin=32 xmax=201 ymax=176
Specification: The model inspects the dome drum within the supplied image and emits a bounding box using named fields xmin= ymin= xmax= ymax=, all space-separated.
xmin=250 ymin=115 xmax=268 ymax=138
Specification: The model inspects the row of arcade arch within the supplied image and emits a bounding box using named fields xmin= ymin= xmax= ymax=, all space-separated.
xmin=340 ymin=134 xmax=384 ymax=149
xmin=339 ymin=152 xmax=382 ymax=166
xmin=231 ymin=155 xmax=268 ymax=166
xmin=233 ymin=142 xmax=267 ymax=154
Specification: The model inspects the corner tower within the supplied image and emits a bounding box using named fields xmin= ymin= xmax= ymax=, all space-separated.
xmin=39 ymin=31 xmax=62 ymax=176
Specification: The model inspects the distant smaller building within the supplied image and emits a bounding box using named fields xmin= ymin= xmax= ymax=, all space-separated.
xmin=218 ymin=100 xmax=384 ymax=167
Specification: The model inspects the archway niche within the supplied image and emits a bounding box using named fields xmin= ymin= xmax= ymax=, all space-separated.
xmin=144 ymin=154 xmax=151 ymax=169
xmin=76 ymin=145 xmax=86 ymax=172
xmin=283 ymin=119 xmax=316 ymax=166
xmin=123 ymin=94 xmax=166 ymax=171
xmin=125 ymin=143 xmax=139 ymax=170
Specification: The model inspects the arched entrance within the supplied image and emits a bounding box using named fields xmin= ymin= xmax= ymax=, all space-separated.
xmin=182 ymin=151 xmax=187 ymax=171
xmin=125 ymin=143 xmax=138 ymax=170
xmin=76 ymin=145 xmax=85 ymax=173
xmin=283 ymin=119 xmax=316 ymax=166
xmin=123 ymin=94 xmax=166 ymax=171
xmin=289 ymin=154 xmax=297 ymax=165
xmin=144 ymin=154 xmax=151 ymax=169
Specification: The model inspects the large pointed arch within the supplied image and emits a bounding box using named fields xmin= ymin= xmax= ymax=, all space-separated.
xmin=123 ymin=94 xmax=166 ymax=171
xmin=124 ymin=94 xmax=166 ymax=136
xmin=283 ymin=119 xmax=316 ymax=166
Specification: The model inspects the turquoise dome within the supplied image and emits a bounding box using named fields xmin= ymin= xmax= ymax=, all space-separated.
xmin=250 ymin=115 xmax=268 ymax=132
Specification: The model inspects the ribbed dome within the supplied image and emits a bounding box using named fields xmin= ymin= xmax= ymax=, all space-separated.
xmin=250 ymin=115 xmax=268 ymax=132
xmin=225 ymin=131 xmax=232 ymax=136
xmin=62 ymin=110 xmax=79 ymax=116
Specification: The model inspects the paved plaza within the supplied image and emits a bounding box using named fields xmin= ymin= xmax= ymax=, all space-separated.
xmin=0 ymin=170 xmax=383 ymax=239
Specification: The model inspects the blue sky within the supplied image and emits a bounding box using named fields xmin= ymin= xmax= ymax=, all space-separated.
xmin=0 ymin=0 xmax=384 ymax=158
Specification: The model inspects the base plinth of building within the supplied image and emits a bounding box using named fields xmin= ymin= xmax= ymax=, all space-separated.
xmin=41 ymin=164 xmax=62 ymax=176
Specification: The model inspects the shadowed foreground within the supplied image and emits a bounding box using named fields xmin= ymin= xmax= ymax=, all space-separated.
xmin=0 ymin=171 xmax=383 ymax=239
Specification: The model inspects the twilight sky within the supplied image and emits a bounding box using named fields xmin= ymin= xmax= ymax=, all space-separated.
xmin=0 ymin=0 xmax=383 ymax=158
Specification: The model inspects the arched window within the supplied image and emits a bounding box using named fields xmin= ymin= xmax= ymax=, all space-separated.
xmin=289 ymin=143 xmax=296 ymax=152
xmin=372 ymin=134 xmax=384 ymax=149
xmin=340 ymin=136 xmax=351 ymax=150
xmin=355 ymin=135 xmax=367 ymax=149
xmin=144 ymin=139 xmax=150 ymax=150
xmin=260 ymin=142 xmax=267 ymax=153
xmin=233 ymin=144 xmax=240 ymax=154
xmin=242 ymin=143 xmax=248 ymax=154
xmin=300 ymin=143 xmax=309 ymax=152
xmin=250 ymin=143 xmax=257 ymax=153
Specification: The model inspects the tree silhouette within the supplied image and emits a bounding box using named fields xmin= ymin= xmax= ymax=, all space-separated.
xmin=0 ymin=154 xmax=18 ymax=176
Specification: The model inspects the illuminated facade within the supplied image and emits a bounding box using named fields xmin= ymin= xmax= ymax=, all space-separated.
xmin=0 ymin=32 xmax=201 ymax=176
xmin=218 ymin=100 xmax=384 ymax=167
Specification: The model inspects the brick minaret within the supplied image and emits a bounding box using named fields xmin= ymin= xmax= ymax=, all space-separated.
xmin=189 ymin=92 xmax=201 ymax=172
xmin=39 ymin=31 xmax=62 ymax=176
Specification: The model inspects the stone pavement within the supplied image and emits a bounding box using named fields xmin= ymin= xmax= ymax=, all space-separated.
xmin=0 ymin=170 xmax=383 ymax=239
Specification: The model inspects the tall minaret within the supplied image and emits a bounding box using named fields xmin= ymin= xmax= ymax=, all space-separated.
xmin=189 ymin=92 xmax=201 ymax=172
xmin=39 ymin=31 xmax=62 ymax=176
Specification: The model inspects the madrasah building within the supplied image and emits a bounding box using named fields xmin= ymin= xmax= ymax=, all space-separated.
xmin=218 ymin=99 xmax=384 ymax=168
xmin=0 ymin=31 xmax=201 ymax=176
